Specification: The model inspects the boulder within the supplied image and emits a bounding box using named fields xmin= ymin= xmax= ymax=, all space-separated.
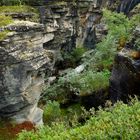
xmin=109 ymin=51 xmax=140 ymax=102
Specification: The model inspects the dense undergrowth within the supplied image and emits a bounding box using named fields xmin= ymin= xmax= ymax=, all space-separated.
xmin=0 ymin=15 xmax=13 ymax=40
xmin=17 ymin=98 xmax=140 ymax=140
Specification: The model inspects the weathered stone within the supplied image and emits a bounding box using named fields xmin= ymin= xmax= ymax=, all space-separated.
xmin=109 ymin=50 xmax=140 ymax=103
xmin=0 ymin=22 xmax=54 ymax=125
xmin=5 ymin=12 xmax=34 ymax=20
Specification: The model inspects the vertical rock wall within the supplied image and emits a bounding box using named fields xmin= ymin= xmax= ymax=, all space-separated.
xmin=0 ymin=22 xmax=54 ymax=125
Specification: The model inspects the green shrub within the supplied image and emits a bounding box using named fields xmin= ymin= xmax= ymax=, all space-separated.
xmin=103 ymin=9 xmax=132 ymax=40
xmin=0 ymin=31 xmax=10 ymax=41
xmin=44 ymin=70 xmax=110 ymax=102
xmin=0 ymin=15 xmax=13 ymax=27
xmin=60 ymin=70 xmax=110 ymax=96
xmin=71 ymin=47 xmax=87 ymax=62
xmin=43 ymin=101 xmax=88 ymax=127
xmin=84 ymin=9 xmax=140 ymax=71
xmin=0 ymin=6 xmax=39 ymax=22
xmin=61 ymin=47 xmax=87 ymax=68
xmin=0 ymin=0 xmax=22 ymax=6
xmin=18 ymin=99 xmax=140 ymax=140
xmin=43 ymin=101 xmax=61 ymax=123
xmin=0 ymin=15 xmax=13 ymax=41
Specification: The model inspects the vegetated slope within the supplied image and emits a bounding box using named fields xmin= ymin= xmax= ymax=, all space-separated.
xmin=17 ymin=98 xmax=140 ymax=140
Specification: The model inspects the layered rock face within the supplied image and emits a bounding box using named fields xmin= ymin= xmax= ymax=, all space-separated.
xmin=76 ymin=0 xmax=103 ymax=48
xmin=42 ymin=2 xmax=78 ymax=51
xmin=0 ymin=21 xmax=54 ymax=125
xmin=0 ymin=1 xmax=89 ymax=125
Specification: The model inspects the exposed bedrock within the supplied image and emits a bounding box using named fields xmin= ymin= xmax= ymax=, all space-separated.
xmin=0 ymin=21 xmax=54 ymax=125
xmin=109 ymin=27 xmax=140 ymax=103
xmin=109 ymin=52 xmax=140 ymax=103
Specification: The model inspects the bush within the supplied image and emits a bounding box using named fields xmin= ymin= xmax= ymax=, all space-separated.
xmin=42 ymin=100 xmax=89 ymax=127
xmin=17 ymin=99 xmax=140 ymax=140
xmin=44 ymin=70 xmax=110 ymax=102
xmin=61 ymin=47 xmax=87 ymax=68
xmin=0 ymin=31 xmax=10 ymax=41
xmin=0 ymin=0 xmax=22 ymax=6
xmin=83 ymin=9 xmax=140 ymax=71
xmin=0 ymin=15 xmax=13 ymax=27
xmin=0 ymin=15 xmax=13 ymax=41
xmin=43 ymin=101 xmax=61 ymax=123
xmin=60 ymin=70 xmax=110 ymax=96
xmin=0 ymin=6 xmax=39 ymax=22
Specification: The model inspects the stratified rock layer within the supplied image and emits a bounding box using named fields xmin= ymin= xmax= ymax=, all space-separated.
xmin=0 ymin=21 xmax=54 ymax=125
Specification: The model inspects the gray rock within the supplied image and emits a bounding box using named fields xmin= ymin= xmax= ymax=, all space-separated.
xmin=0 ymin=22 xmax=54 ymax=125
xmin=109 ymin=50 xmax=140 ymax=103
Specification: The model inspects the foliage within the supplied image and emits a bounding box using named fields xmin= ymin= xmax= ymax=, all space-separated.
xmin=44 ymin=70 xmax=110 ymax=102
xmin=59 ymin=69 xmax=110 ymax=96
xmin=71 ymin=47 xmax=87 ymax=62
xmin=0 ymin=0 xmax=22 ymax=6
xmin=0 ymin=31 xmax=10 ymax=41
xmin=43 ymin=101 xmax=87 ymax=126
xmin=18 ymin=99 xmax=140 ymax=140
xmin=0 ymin=6 xmax=39 ymax=22
xmin=103 ymin=9 xmax=133 ymax=40
xmin=0 ymin=0 xmax=44 ymax=6
xmin=0 ymin=15 xmax=13 ymax=27
xmin=43 ymin=101 xmax=61 ymax=123
xmin=61 ymin=47 xmax=87 ymax=68
xmin=83 ymin=9 xmax=140 ymax=71
xmin=0 ymin=15 xmax=13 ymax=41
xmin=0 ymin=5 xmax=37 ymax=13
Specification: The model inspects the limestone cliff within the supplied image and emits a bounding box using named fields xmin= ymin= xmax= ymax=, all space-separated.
xmin=0 ymin=0 xmax=139 ymax=125
xmin=0 ymin=21 xmax=55 ymax=125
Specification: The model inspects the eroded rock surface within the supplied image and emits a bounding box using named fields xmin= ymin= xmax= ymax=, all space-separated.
xmin=0 ymin=21 xmax=53 ymax=125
